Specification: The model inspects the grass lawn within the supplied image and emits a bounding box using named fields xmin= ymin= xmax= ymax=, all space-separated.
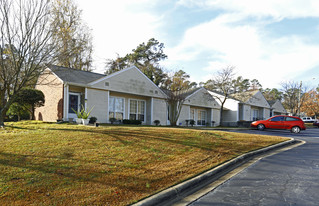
xmin=0 ymin=121 xmax=288 ymax=205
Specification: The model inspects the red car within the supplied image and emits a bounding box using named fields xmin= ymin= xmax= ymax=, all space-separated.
xmin=251 ymin=115 xmax=306 ymax=133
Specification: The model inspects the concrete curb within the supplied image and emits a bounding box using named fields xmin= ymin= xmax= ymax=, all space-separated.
xmin=132 ymin=138 xmax=299 ymax=206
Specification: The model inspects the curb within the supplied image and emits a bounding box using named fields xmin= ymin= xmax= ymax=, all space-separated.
xmin=132 ymin=138 xmax=299 ymax=206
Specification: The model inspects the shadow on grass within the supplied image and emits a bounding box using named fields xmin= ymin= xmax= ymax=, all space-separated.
xmin=41 ymin=126 xmax=221 ymax=151
xmin=0 ymin=151 xmax=162 ymax=193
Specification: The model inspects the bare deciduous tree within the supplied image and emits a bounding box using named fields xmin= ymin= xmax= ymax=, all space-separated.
xmin=0 ymin=0 xmax=56 ymax=126
xmin=205 ymin=66 xmax=236 ymax=126
xmin=281 ymin=81 xmax=307 ymax=116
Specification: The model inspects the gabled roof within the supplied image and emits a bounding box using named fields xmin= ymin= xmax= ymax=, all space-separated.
xmin=231 ymin=90 xmax=259 ymax=103
xmin=161 ymin=87 xmax=202 ymax=99
xmin=49 ymin=65 xmax=105 ymax=85
xmin=267 ymin=100 xmax=277 ymax=106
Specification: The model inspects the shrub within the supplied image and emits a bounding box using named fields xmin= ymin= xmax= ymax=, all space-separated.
xmin=123 ymin=119 xmax=142 ymax=125
xmin=109 ymin=118 xmax=117 ymax=124
xmin=72 ymin=105 xmax=94 ymax=119
xmin=190 ymin=119 xmax=195 ymax=126
xmin=153 ymin=120 xmax=160 ymax=126
xmin=89 ymin=117 xmax=97 ymax=124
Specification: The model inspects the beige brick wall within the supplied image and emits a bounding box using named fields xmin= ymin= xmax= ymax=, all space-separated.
xmin=35 ymin=69 xmax=63 ymax=122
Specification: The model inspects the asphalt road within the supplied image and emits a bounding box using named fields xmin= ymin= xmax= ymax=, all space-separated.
xmin=188 ymin=128 xmax=319 ymax=206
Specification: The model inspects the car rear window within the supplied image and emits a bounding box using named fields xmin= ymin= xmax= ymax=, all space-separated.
xmin=286 ymin=117 xmax=300 ymax=121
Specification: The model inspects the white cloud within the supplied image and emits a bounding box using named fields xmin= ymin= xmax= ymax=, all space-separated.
xmin=177 ymin=0 xmax=319 ymax=19
xmin=165 ymin=12 xmax=319 ymax=88
xmin=77 ymin=0 xmax=162 ymax=73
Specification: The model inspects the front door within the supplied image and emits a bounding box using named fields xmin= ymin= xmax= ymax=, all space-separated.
xmin=69 ymin=93 xmax=81 ymax=119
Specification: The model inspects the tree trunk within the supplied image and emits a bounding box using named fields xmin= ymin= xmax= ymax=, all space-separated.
xmin=31 ymin=106 xmax=35 ymax=120
xmin=219 ymin=98 xmax=227 ymax=126
xmin=219 ymin=104 xmax=224 ymax=127
xmin=0 ymin=110 xmax=5 ymax=127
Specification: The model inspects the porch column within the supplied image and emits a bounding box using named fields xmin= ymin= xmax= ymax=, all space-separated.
xmin=63 ymin=84 xmax=69 ymax=121
xmin=84 ymin=87 xmax=88 ymax=110
xmin=106 ymin=90 xmax=110 ymax=123
xmin=210 ymin=108 xmax=214 ymax=126
xmin=237 ymin=104 xmax=240 ymax=122
xmin=150 ymin=97 xmax=153 ymax=125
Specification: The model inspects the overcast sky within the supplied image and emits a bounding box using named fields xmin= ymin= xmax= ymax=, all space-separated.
xmin=77 ymin=0 xmax=319 ymax=89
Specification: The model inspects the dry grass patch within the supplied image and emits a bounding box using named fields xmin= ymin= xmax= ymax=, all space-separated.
xmin=0 ymin=121 xmax=288 ymax=205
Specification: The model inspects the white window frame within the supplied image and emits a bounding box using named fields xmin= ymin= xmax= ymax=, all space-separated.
xmin=68 ymin=92 xmax=81 ymax=119
xmin=190 ymin=108 xmax=195 ymax=121
xmin=197 ymin=110 xmax=207 ymax=126
xmin=109 ymin=96 xmax=125 ymax=121
xmin=128 ymin=99 xmax=146 ymax=123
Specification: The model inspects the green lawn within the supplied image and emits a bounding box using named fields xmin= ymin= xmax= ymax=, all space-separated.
xmin=0 ymin=121 xmax=288 ymax=205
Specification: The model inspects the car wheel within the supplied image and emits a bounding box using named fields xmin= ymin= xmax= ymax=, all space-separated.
xmin=291 ymin=126 xmax=301 ymax=133
xmin=257 ymin=124 xmax=265 ymax=131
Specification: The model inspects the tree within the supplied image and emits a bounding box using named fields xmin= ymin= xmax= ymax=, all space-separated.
xmin=105 ymin=54 xmax=128 ymax=75
xmin=14 ymin=88 xmax=45 ymax=120
xmin=51 ymin=0 xmax=93 ymax=71
xmin=205 ymin=66 xmax=236 ymax=126
xmin=0 ymin=0 xmax=56 ymax=126
xmin=232 ymin=76 xmax=250 ymax=93
xmin=300 ymin=89 xmax=319 ymax=118
xmin=6 ymin=102 xmax=30 ymax=121
xmin=262 ymin=88 xmax=283 ymax=101
xmin=250 ymin=79 xmax=262 ymax=90
xmin=105 ymin=38 xmax=168 ymax=86
xmin=281 ymin=81 xmax=307 ymax=116
xmin=162 ymin=70 xmax=196 ymax=126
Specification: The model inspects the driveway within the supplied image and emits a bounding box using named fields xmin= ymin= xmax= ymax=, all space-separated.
xmin=187 ymin=128 xmax=319 ymax=206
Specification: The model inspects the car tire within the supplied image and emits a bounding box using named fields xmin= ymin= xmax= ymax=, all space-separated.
xmin=257 ymin=124 xmax=265 ymax=131
xmin=291 ymin=126 xmax=301 ymax=133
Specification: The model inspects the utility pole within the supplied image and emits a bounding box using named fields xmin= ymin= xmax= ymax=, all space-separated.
xmin=298 ymin=81 xmax=302 ymax=117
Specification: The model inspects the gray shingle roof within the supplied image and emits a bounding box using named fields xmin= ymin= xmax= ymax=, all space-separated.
xmin=49 ymin=65 xmax=105 ymax=85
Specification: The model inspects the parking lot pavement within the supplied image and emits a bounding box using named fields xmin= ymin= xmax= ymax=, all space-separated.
xmin=188 ymin=128 xmax=319 ymax=206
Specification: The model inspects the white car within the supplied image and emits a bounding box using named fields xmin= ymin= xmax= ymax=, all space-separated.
xmin=302 ymin=117 xmax=315 ymax=123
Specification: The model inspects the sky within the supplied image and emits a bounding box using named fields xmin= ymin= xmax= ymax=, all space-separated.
xmin=76 ymin=0 xmax=319 ymax=89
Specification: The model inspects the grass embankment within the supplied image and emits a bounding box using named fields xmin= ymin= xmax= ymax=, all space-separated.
xmin=0 ymin=121 xmax=288 ymax=205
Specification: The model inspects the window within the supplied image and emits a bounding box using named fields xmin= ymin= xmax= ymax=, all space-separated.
xmin=197 ymin=110 xmax=206 ymax=126
xmin=286 ymin=117 xmax=299 ymax=121
xmin=270 ymin=116 xmax=284 ymax=121
xmin=109 ymin=97 xmax=124 ymax=120
xmin=190 ymin=108 xmax=195 ymax=121
xmin=253 ymin=109 xmax=259 ymax=121
xmin=129 ymin=99 xmax=145 ymax=121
